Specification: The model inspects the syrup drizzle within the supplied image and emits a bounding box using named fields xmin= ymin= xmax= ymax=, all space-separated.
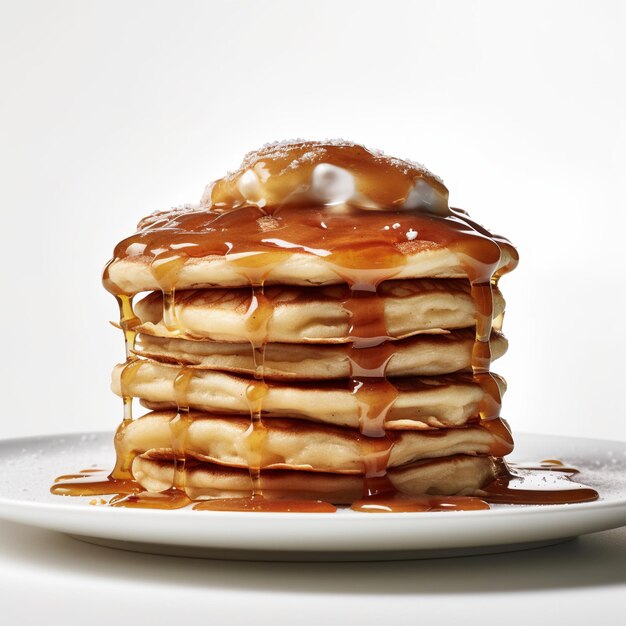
xmin=53 ymin=141 xmax=600 ymax=511
xmin=114 ymin=294 xmax=141 ymax=359
xmin=331 ymin=261 xmax=403 ymax=499
xmin=170 ymin=366 xmax=195 ymax=494
xmin=229 ymin=253 xmax=280 ymax=508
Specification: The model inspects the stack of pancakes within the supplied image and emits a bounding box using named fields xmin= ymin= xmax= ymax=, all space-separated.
xmin=104 ymin=140 xmax=518 ymax=506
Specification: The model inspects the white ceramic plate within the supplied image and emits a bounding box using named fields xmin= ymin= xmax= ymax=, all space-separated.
xmin=0 ymin=431 xmax=624 ymax=561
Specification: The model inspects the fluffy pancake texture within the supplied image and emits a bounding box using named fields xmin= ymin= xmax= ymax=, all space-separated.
xmin=133 ymin=279 xmax=505 ymax=343
xmin=131 ymin=454 xmax=501 ymax=502
xmin=133 ymin=329 xmax=507 ymax=380
xmin=112 ymin=361 xmax=505 ymax=429
xmin=115 ymin=411 xmax=513 ymax=474
xmin=106 ymin=244 xmax=517 ymax=294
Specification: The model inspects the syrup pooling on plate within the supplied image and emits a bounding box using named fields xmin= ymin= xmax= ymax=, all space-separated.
xmin=51 ymin=469 xmax=139 ymax=497
xmin=54 ymin=140 xmax=598 ymax=510
xmin=110 ymin=489 xmax=192 ymax=509
xmin=351 ymin=494 xmax=491 ymax=513
xmin=481 ymin=461 xmax=599 ymax=504
xmin=193 ymin=497 xmax=337 ymax=513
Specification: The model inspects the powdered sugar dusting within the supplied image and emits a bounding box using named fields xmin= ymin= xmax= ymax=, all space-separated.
xmin=287 ymin=149 xmax=324 ymax=171
xmin=232 ymin=139 xmax=443 ymax=183
xmin=137 ymin=204 xmax=200 ymax=231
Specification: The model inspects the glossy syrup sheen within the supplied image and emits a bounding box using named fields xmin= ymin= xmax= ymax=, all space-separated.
xmin=52 ymin=141 xmax=599 ymax=512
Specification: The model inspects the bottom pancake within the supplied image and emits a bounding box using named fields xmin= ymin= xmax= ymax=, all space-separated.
xmin=132 ymin=454 xmax=500 ymax=503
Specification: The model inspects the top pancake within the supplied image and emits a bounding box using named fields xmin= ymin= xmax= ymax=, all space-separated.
xmin=103 ymin=141 xmax=518 ymax=294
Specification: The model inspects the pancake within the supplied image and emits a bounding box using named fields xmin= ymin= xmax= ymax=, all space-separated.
xmin=106 ymin=233 xmax=517 ymax=294
xmin=133 ymin=279 xmax=506 ymax=343
xmin=74 ymin=140 xmax=526 ymax=512
xmin=115 ymin=411 xmax=513 ymax=474
xmin=131 ymin=453 xmax=501 ymax=502
xmin=104 ymin=143 xmax=517 ymax=295
xmin=134 ymin=328 xmax=508 ymax=380
xmin=112 ymin=361 xmax=506 ymax=429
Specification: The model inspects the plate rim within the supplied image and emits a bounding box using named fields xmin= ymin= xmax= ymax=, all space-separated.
xmin=1 ymin=430 xmax=625 ymax=556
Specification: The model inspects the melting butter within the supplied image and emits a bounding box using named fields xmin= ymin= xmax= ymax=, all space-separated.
xmin=207 ymin=140 xmax=450 ymax=215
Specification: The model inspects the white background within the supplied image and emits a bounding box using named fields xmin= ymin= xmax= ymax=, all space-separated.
xmin=0 ymin=1 xmax=625 ymax=442
xmin=0 ymin=0 xmax=625 ymax=432
xmin=1 ymin=2 xmax=625 ymax=625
